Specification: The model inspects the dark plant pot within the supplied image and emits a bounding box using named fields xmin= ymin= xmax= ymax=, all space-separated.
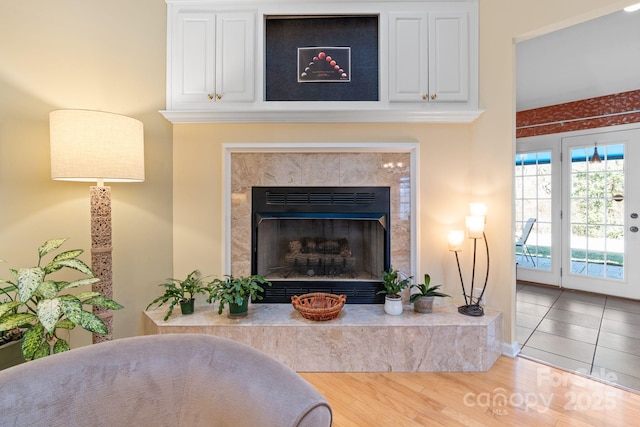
xmin=228 ymin=299 xmax=249 ymax=318
xmin=180 ymin=298 xmax=195 ymax=315
xmin=413 ymin=296 xmax=435 ymax=313
xmin=0 ymin=340 xmax=25 ymax=370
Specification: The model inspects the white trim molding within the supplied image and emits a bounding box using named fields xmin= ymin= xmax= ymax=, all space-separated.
xmin=502 ymin=341 xmax=521 ymax=358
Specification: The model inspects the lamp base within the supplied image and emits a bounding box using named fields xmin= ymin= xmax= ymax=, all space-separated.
xmin=91 ymin=185 xmax=113 ymax=343
xmin=458 ymin=304 xmax=485 ymax=317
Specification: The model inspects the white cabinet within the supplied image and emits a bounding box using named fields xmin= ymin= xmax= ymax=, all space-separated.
xmin=429 ymin=11 xmax=469 ymax=102
xmin=389 ymin=11 xmax=469 ymax=103
xmin=388 ymin=13 xmax=429 ymax=102
xmin=163 ymin=0 xmax=479 ymax=123
xmin=170 ymin=11 xmax=214 ymax=109
xmin=215 ymin=12 xmax=255 ymax=103
xmin=169 ymin=9 xmax=255 ymax=109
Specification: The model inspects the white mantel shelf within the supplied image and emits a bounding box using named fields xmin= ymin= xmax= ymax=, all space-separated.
xmin=159 ymin=108 xmax=485 ymax=124
xmin=144 ymin=302 xmax=503 ymax=372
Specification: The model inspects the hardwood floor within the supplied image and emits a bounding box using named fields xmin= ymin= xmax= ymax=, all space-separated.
xmin=301 ymin=356 xmax=640 ymax=426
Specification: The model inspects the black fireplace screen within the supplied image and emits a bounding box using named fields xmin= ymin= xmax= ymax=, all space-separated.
xmin=252 ymin=186 xmax=391 ymax=303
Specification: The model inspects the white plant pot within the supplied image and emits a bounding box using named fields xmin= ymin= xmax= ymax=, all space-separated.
xmin=384 ymin=296 xmax=403 ymax=315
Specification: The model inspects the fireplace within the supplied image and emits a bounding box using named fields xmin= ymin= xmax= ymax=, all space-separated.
xmin=251 ymin=186 xmax=391 ymax=303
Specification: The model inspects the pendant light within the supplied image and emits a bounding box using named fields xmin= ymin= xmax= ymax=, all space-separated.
xmin=590 ymin=143 xmax=602 ymax=163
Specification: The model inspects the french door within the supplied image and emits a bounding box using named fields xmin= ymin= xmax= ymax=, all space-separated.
xmin=515 ymin=135 xmax=560 ymax=285
xmin=516 ymin=127 xmax=640 ymax=299
xmin=561 ymin=129 xmax=640 ymax=299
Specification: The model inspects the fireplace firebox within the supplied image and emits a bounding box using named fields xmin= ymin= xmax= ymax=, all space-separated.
xmin=252 ymin=186 xmax=391 ymax=303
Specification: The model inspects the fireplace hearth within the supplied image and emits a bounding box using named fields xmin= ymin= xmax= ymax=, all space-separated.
xmin=252 ymin=186 xmax=391 ymax=303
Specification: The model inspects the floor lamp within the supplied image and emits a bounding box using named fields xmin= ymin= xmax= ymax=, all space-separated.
xmin=50 ymin=110 xmax=144 ymax=342
xmin=448 ymin=202 xmax=489 ymax=317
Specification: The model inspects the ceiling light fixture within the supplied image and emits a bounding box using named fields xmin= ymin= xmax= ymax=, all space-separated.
xmin=590 ymin=143 xmax=602 ymax=163
xmin=624 ymin=3 xmax=640 ymax=12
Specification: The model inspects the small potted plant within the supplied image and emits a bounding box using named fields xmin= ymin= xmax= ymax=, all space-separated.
xmin=206 ymin=274 xmax=271 ymax=318
xmin=146 ymin=270 xmax=207 ymax=321
xmin=410 ymin=274 xmax=451 ymax=313
xmin=0 ymin=238 xmax=123 ymax=361
xmin=377 ymin=267 xmax=411 ymax=315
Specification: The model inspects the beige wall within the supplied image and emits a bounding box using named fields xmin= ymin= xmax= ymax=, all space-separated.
xmin=172 ymin=0 xmax=634 ymax=351
xmin=471 ymin=0 xmax=633 ymax=349
xmin=1 ymin=0 xmax=633 ymax=351
xmin=173 ymin=123 xmax=472 ymax=279
xmin=0 ymin=0 xmax=173 ymax=347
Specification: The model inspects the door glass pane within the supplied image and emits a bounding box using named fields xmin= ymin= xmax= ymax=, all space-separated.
xmin=514 ymin=151 xmax=552 ymax=270
xmin=568 ymin=144 xmax=624 ymax=280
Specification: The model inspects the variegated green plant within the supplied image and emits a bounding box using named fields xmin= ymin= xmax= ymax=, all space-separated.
xmin=0 ymin=238 xmax=123 ymax=360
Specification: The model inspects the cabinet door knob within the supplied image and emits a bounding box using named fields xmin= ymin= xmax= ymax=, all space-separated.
xmin=422 ymin=94 xmax=428 ymax=100
xmin=430 ymin=94 xmax=437 ymax=100
xmin=215 ymin=93 xmax=222 ymax=101
xmin=207 ymin=94 xmax=214 ymax=100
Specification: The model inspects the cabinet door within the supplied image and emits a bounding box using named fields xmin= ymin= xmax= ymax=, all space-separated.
xmin=428 ymin=12 xmax=469 ymax=102
xmin=216 ymin=12 xmax=255 ymax=102
xmin=388 ymin=13 xmax=429 ymax=102
xmin=171 ymin=11 xmax=216 ymax=109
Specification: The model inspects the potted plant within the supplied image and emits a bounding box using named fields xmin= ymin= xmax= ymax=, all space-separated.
xmin=377 ymin=267 xmax=411 ymax=315
xmin=1 ymin=274 xmax=25 ymax=369
xmin=410 ymin=274 xmax=451 ymax=313
xmin=0 ymin=328 xmax=24 ymax=370
xmin=146 ymin=270 xmax=207 ymax=321
xmin=0 ymin=238 xmax=123 ymax=361
xmin=206 ymin=274 xmax=271 ymax=318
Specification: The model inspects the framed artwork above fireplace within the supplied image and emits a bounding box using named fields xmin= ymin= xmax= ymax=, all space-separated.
xmin=265 ymin=15 xmax=379 ymax=102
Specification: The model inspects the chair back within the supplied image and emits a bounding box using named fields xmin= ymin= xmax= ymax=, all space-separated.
xmin=516 ymin=218 xmax=536 ymax=245
xmin=0 ymin=334 xmax=332 ymax=427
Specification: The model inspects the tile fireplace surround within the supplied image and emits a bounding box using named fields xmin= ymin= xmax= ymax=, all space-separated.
xmin=226 ymin=144 xmax=414 ymax=277
xmin=145 ymin=144 xmax=503 ymax=372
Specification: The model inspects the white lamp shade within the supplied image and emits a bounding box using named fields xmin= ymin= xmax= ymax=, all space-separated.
xmin=50 ymin=110 xmax=144 ymax=182
xmin=447 ymin=230 xmax=465 ymax=251
xmin=469 ymin=202 xmax=488 ymax=217
xmin=466 ymin=215 xmax=485 ymax=239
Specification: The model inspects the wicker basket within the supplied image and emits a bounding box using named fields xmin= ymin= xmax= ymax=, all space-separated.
xmin=291 ymin=293 xmax=346 ymax=321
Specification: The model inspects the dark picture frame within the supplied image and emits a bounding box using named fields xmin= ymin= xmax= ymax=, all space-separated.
xmin=265 ymin=15 xmax=379 ymax=101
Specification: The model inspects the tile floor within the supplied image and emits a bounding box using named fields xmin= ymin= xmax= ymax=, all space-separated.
xmin=517 ymin=283 xmax=640 ymax=392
